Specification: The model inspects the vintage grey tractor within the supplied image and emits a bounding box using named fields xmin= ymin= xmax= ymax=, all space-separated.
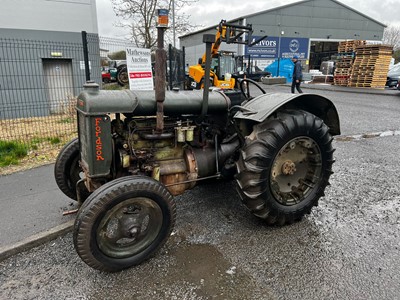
xmin=54 ymin=77 xmax=340 ymax=272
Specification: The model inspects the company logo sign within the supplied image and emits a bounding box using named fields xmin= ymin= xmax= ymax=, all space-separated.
xmin=289 ymin=39 xmax=300 ymax=53
xmin=245 ymin=36 xmax=309 ymax=59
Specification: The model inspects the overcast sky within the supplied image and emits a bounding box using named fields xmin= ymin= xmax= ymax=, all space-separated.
xmin=95 ymin=0 xmax=400 ymax=38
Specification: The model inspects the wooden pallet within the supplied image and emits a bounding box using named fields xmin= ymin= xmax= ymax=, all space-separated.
xmin=338 ymin=40 xmax=367 ymax=53
xmin=348 ymin=44 xmax=393 ymax=89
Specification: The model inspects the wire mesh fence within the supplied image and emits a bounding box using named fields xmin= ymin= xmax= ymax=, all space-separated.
xmin=0 ymin=33 xmax=185 ymax=171
xmin=0 ymin=37 xmax=88 ymax=156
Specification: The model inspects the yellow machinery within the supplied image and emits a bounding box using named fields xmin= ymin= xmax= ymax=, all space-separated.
xmin=188 ymin=20 xmax=257 ymax=90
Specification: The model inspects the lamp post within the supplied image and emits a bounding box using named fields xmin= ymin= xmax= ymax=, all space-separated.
xmin=172 ymin=0 xmax=176 ymax=48
xmin=277 ymin=27 xmax=284 ymax=77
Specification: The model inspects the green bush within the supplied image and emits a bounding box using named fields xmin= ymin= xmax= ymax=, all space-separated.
xmin=0 ymin=141 xmax=28 ymax=167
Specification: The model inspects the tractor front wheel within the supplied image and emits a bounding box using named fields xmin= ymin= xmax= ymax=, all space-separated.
xmin=235 ymin=110 xmax=335 ymax=225
xmin=73 ymin=176 xmax=176 ymax=272
xmin=54 ymin=138 xmax=82 ymax=201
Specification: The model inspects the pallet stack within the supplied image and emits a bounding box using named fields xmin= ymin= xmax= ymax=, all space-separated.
xmin=333 ymin=54 xmax=354 ymax=86
xmin=334 ymin=40 xmax=366 ymax=87
xmin=348 ymin=45 xmax=393 ymax=89
xmin=337 ymin=40 xmax=367 ymax=53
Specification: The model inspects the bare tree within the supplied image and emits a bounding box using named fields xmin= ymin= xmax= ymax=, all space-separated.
xmin=111 ymin=0 xmax=199 ymax=49
xmin=383 ymin=25 xmax=400 ymax=50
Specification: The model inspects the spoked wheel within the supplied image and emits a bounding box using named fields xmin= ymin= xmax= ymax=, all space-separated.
xmin=73 ymin=176 xmax=176 ymax=272
xmin=236 ymin=110 xmax=335 ymax=225
xmin=54 ymin=138 xmax=83 ymax=201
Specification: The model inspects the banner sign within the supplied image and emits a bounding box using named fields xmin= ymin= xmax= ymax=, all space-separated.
xmin=280 ymin=37 xmax=309 ymax=59
xmin=245 ymin=37 xmax=279 ymax=58
xmin=126 ymin=47 xmax=154 ymax=90
xmin=245 ymin=36 xmax=309 ymax=59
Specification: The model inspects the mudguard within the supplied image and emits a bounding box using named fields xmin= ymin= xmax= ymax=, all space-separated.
xmin=234 ymin=92 xmax=340 ymax=135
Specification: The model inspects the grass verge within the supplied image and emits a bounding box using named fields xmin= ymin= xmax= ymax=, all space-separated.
xmin=0 ymin=141 xmax=29 ymax=167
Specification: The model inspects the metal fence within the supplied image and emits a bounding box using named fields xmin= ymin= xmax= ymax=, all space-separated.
xmin=0 ymin=33 xmax=185 ymax=168
xmin=168 ymin=44 xmax=186 ymax=90
xmin=0 ymin=36 xmax=91 ymax=155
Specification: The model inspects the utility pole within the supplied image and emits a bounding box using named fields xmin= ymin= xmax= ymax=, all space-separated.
xmin=172 ymin=0 xmax=176 ymax=48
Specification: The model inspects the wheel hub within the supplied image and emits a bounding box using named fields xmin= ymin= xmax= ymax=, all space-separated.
xmin=271 ymin=137 xmax=322 ymax=206
xmin=96 ymin=198 xmax=163 ymax=258
xmin=281 ymin=160 xmax=296 ymax=175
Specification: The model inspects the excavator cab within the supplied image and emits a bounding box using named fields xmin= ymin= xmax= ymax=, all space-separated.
xmin=188 ymin=20 xmax=266 ymax=90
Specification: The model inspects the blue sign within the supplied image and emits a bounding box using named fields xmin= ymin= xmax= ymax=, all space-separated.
xmin=245 ymin=36 xmax=279 ymax=58
xmin=280 ymin=37 xmax=309 ymax=59
xmin=245 ymin=36 xmax=309 ymax=59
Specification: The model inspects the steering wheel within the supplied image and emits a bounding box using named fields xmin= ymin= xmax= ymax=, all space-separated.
xmin=238 ymin=78 xmax=266 ymax=101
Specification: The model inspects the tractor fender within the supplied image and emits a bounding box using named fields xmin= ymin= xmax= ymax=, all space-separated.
xmin=234 ymin=92 xmax=340 ymax=135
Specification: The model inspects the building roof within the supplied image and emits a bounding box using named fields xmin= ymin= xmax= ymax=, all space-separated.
xmin=179 ymin=0 xmax=386 ymax=39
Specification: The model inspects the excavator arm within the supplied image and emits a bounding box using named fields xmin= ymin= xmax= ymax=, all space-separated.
xmin=188 ymin=20 xmax=262 ymax=90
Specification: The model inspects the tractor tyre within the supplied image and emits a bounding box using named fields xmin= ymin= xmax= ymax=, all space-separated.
xmin=54 ymin=138 xmax=82 ymax=201
xmin=117 ymin=66 xmax=129 ymax=86
xmin=73 ymin=176 xmax=176 ymax=272
xmin=235 ymin=110 xmax=335 ymax=225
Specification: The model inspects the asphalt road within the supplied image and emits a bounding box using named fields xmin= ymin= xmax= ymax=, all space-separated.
xmin=1 ymin=88 xmax=400 ymax=300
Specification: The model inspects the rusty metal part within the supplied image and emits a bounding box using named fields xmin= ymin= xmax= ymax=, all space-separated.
xmin=281 ymin=160 xmax=296 ymax=175
xmin=158 ymin=159 xmax=187 ymax=175
xmin=62 ymin=209 xmax=79 ymax=216
xmin=155 ymin=27 xmax=167 ymax=132
xmin=164 ymin=174 xmax=221 ymax=187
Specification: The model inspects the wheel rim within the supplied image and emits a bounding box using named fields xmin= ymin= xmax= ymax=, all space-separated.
xmin=96 ymin=197 xmax=163 ymax=258
xmin=119 ymin=71 xmax=128 ymax=84
xmin=270 ymin=136 xmax=322 ymax=206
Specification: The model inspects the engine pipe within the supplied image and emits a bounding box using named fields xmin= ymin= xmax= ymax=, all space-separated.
xmin=155 ymin=26 xmax=167 ymax=132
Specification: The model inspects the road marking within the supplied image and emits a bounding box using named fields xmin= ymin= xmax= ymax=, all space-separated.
xmin=336 ymin=130 xmax=400 ymax=142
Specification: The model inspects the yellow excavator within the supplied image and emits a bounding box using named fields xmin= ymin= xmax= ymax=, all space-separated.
xmin=188 ymin=20 xmax=265 ymax=90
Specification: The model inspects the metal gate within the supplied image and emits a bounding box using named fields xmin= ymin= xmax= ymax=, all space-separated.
xmin=167 ymin=45 xmax=186 ymax=90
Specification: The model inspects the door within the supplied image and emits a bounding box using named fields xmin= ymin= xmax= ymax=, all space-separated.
xmin=43 ymin=59 xmax=74 ymax=114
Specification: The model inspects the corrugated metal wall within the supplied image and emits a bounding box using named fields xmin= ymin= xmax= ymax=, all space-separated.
xmin=181 ymin=0 xmax=385 ymax=65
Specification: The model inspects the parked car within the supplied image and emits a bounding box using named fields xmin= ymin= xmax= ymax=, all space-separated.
xmin=101 ymin=66 xmax=117 ymax=84
xmin=386 ymin=64 xmax=400 ymax=88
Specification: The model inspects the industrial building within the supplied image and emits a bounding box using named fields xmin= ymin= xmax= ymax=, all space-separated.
xmin=180 ymin=0 xmax=386 ymax=73
xmin=0 ymin=0 xmax=100 ymax=119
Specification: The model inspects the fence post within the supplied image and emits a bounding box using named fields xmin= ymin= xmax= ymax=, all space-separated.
xmin=81 ymin=31 xmax=91 ymax=81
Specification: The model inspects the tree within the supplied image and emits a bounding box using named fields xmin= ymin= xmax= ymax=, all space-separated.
xmin=108 ymin=50 xmax=127 ymax=60
xmin=111 ymin=0 xmax=199 ymax=49
xmin=382 ymin=25 xmax=400 ymax=50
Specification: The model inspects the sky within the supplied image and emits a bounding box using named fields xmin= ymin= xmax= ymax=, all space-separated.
xmin=95 ymin=0 xmax=400 ymax=38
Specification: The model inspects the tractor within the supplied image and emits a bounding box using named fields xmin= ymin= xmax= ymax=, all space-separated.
xmin=54 ymin=28 xmax=340 ymax=272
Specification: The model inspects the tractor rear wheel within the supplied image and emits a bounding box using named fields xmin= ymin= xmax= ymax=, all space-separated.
xmin=117 ymin=66 xmax=128 ymax=86
xmin=235 ymin=110 xmax=335 ymax=225
xmin=73 ymin=176 xmax=176 ymax=272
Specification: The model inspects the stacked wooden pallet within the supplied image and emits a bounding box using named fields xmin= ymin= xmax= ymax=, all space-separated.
xmin=333 ymin=41 xmax=365 ymax=87
xmin=337 ymin=40 xmax=366 ymax=53
xmin=333 ymin=54 xmax=354 ymax=86
xmin=348 ymin=45 xmax=393 ymax=89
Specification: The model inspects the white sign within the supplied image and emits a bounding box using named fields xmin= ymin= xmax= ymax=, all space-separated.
xmin=126 ymin=47 xmax=153 ymax=90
